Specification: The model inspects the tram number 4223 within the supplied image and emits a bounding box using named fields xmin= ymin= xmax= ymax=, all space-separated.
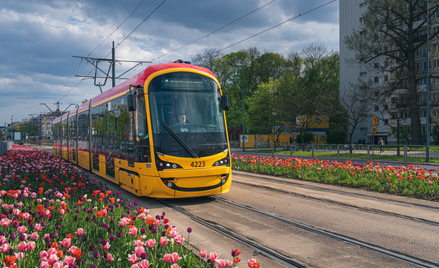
xmin=190 ymin=161 xmax=206 ymax=167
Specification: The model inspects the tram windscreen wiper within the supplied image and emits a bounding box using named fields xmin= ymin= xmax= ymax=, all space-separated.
xmin=161 ymin=122 xmax=198 ymax=158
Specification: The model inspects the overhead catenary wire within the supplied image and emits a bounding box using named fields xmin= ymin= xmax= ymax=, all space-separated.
xmin=218 ymin=0 xmax=337 ymax=52
xmin=38 ymin=0 xmax=150 ymax=113
xmin=88 ymin=0 xmax=146 ymax=56
xmin=148 ymin=0 xmax=278 ymax=62
xmin=59 ymin=0 xmax=167 ymax=105
xmin=42 ymin=0 xmax=336 ymax=114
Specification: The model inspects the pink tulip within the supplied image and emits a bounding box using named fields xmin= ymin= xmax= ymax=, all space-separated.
xmin=30 ymin=232 xmax=39 ymax=240
xmin=160 ymin=236 xmax=169 ymax=246
xmin=21 ymin=213 xmax=30 ymax=220
xmin=170 ymin=252 xmax=181 ymax=263
xmin=0 ymin=236 xmax=7 ymax=245
xmin=0 ymin=243 xmax=10 ymax=253
xmin=131 ymin=264 xmax=140 ymax=268
xmin=14 ymin=252 xmax=25 ymax=261
xmin=75 ymin=228 xmax=84 ymax=236
xmin=138 ymin=260 xmax=150 ymax=268
xmin=129 ymin=227 xmax=138 ymax=236
xmin=27 ymin=241 xmax=36 ymax=251
xmin=134 ymin=240 xmax=144 ymax=247
xmin=47 ymin=247 xmax=57 ymax=256
xmin=17 ymin=226 xmax=27 ymax=234
xmin=105 ymin=253 xmax=114 ymax=262
xmin=39 ymin=250 xmax=48 ymax=261
xmin=163 ymin=253 xmax=172 ymax=263
xmin=199 ymin=250 xmax=207 ymax=258
xmin=34 ymin=224 xmax=42 ymax=231
xmin=171 ymin=264 xmax=181 ymax=268
xmin=16 ymin=241 xmax=27 ymax=252
xmin=169 ymin=228 xmax=179 ymax=238
xmin=12 ymin=209 xmax=20 ymax=216
xmin=48 ymin=253 xmax=59 ymax=264
xmin=174 ymin=235 xmax=184 ymax=244
xmin=134 ymin=246 xmax=145 ymax=257
xmin=248 ymin=259 xmax=257 ymax=267
xmin=0 ymin=218 xmax=11 ymax=227
xmin=61 ymin=238 xmax=71 ymax=248
xmin=101 ymin=241 xmax=111 ymax=250
xmin=145 ymin=239 xmax=156 ymax=249
xmin=128 ymin=253 xmax=139 ymax=264
xmin=52 ymin=261 xmax=68 ymax=268
xmin=63 ymin=256 xmax=76 ymax=265
xmin=68 ymin=246 xmax=78 ymax=255
xmin=209 ymin=252 xmax=219 ymax=263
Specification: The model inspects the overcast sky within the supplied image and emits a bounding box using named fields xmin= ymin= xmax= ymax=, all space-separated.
xmin=0 ymin=0 xmax=339 ymax=129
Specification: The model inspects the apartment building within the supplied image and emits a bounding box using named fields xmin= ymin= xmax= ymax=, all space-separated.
xmin=341 ymin=0 xmax=439 ymax=145
xmin=340 ymin=0 xmax=389 ymax=144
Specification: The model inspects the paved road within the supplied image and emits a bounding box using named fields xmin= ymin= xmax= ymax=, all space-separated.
xmin=28 ymin=144 xmax=439 ymax=267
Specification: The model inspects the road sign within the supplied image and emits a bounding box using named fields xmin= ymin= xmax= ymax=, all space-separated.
xmin=371 ymin=126 xmax=378 ymax=134
xmin=372 ymin=116 xmax=379 ymax=125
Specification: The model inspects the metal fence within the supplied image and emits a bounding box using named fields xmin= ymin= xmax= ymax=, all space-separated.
xmin=239 ymin=143 xmax=439 ymax=170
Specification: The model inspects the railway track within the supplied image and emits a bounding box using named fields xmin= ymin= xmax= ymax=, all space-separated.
xmin=233 ymin=175 xmax=439 ymax=227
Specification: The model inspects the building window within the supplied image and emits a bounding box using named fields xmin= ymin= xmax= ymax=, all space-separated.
xmin=434 ymin=60 xmax=439 ymax=68
xmin=436 ymin=10 xmax=439 ymax=19
xmin=420 ymin=110 xmax=427 ymax=118
xmin=360 ymin=72 xmax=368 ymax=77
xmin=417 ymin=61 xmax=427 ymax=70
xmin=360 ymin=127 xmax=368 ymax=131
xmin=434 ymin=78 xmax=439 ymax=85
xmin=416 ymin=46 xmax=427 ymax=56
xmin=417 ymin=14 xmax=427 ymax=21
xmin=384 ymin=61 xmax=388 ymax=67
xmin=360 ymin=31 xmax=366 ymax=36
xmin=417 ymin=78 xmax=427 ymax=85
xmin=374 ymin=105 xmax=379 ymax=111
xmin=359 ymin=2 xmax=367 ymax=8
xmin=374 ymin=77 xmax=379 ymax=83
xmin=359 ymin=17 xmax=364 ymax=24
xmin=433 ymin=93 xmax=439 ymax=101
xmin=419 ymin=29 xmax=427 ymax=36
xmin=435 ymin=27 xmax=439 ymax=34
xmin=374 ymin=63 xmax=379 ymax=68
xmin=384 ymin=75 xmax=388 ymax=81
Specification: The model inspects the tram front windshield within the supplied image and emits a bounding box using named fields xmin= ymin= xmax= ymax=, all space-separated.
xmin=149 ymin=72 xmax=228 ymax=158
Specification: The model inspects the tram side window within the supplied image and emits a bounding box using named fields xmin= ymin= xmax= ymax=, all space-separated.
xmin=136 ymin=92 xmax=150 ymax=162
xmin=78 ymin=110 xmax=90 ymax=152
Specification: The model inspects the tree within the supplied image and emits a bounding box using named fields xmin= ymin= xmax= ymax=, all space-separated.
xmin=344 ymin=0 xmax=439 ymax=145
xmin=277 ymin=44 xmax=341 ymax=143
xmin=340 ymin=80 xmax=373 ymax=147
xmin=246 ymin=78 xmax=278 ymax=134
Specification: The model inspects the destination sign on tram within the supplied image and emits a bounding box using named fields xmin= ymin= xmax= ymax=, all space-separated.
xmin=162 ymin=78 xmax=209 ymax=90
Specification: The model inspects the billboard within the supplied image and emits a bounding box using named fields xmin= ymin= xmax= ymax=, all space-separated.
xmin=297 ymin=115 xmax=329 ymax=129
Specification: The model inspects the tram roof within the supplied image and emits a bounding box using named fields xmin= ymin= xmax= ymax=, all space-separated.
xmin=91 ymin=63 xmax=215 ymax=108
xmin=52 ymin=63 xmax=216 ymax=122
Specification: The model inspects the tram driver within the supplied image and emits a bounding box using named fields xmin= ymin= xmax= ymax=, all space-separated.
xmin=175 ymin=113 xmax=190 ymax=125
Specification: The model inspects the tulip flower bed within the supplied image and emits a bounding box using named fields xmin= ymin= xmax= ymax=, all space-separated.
xmin=0 ymin=145 xmax=260 ymax=268
xmin=232 ymin=154 xmax=439 ymax=200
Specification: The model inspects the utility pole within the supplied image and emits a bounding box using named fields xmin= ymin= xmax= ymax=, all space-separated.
xmin=73 ymin=42 xmax=151 ymax=93
xmin=426 ymin=0 xmax=431 ymax=160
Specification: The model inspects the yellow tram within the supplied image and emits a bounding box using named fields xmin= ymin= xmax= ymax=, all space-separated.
xmin=52 ymin=62 xmax=231 ymax=198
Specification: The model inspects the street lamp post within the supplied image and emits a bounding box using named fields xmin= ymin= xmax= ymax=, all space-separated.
xmin=241 ymin=65 xmax=244 ymax=155
xmin=426 ymin=0 xmax=430 ymax=160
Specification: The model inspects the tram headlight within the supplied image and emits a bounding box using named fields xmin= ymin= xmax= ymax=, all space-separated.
xmin=156 ymin=160 xmax=182 ymax=171
xmin=212 ymin=156 xmax=230 ymax=167
xmin=167 ymin=182 xmax=173 ymax=188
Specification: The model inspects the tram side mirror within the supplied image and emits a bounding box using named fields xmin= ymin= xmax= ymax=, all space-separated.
xmin=221 ymin=95 xmax=229 ymax=111
xmin=127 ymin=94 xmax=136 ymax=111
